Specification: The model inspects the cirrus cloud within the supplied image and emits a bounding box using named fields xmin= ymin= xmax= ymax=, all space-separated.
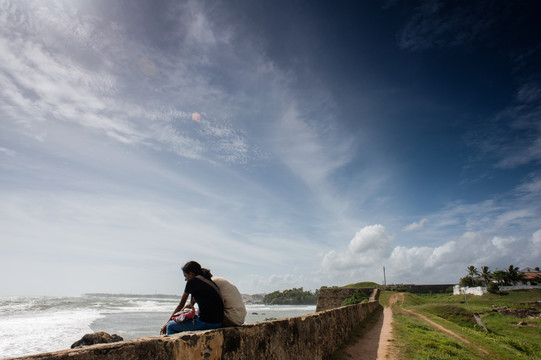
xmin=403 ymin=218 xmax=429 ymax=232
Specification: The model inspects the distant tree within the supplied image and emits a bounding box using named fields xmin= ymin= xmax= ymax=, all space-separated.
xmin=466 ymin=265 xmax=479 ymax=277
xmin=492 ymin=270 xmax=508 ymax=285
xmin=480 ymin=266 xmax=492 ymax=286
xmin=506 ymin=265 xmax=524 ymax=285
xmin=262 ymin=288 xmax=317 ymax=305
xmin=459 ymin=276 xmax=481 ymax=287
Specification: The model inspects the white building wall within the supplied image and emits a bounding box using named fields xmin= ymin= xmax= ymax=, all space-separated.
xmin=454 ymin=284 xmax=541 ymax=295
xmin=453 ymin=285 xmax=486 ymax=295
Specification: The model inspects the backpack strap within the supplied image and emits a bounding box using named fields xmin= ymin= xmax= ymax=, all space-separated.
xmin=195 ymin=275 xmax=224 ymax=303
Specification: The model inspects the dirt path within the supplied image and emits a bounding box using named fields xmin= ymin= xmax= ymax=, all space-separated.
xmin=344 ymin=296 xmax=397 ymax=360
xmin=376 ymin=306 xmax=394 ymax=358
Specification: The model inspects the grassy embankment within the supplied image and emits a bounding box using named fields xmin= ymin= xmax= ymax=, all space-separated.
xmin=343 ymin=282 xmax=379 ymax=288
xmin=387 ymin=289 xmax=541 ymax=359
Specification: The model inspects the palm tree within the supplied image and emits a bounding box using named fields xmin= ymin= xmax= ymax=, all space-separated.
xmin=466 ymin=265 xmax=479 ymax=278
xmin=480 ymin=266 xmax=492 ymax=286
xmin=506 ymin=265 xmax=524 ymax=285
xmin=492 ymin=270 xmax=507 ymax=285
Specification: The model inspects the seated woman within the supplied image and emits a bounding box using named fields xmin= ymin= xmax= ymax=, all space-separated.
xmin=160 ymin=261 xmax=224 ymax=335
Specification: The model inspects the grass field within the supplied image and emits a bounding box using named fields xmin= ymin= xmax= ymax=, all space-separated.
xmin=344 ymin=282 xmax=380 ymax=288
xmin=388 ymin=289 xmax=541 ymax=359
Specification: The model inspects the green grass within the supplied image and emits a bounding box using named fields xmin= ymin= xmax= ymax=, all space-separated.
xmin=391 ymin=289 xmax=541 ymax=359
xmin=378 ymin=290 xmax=393 ymax=307
xmin=392 ymin=312 xmax=479 ymax=359
xmin=343 ymin=281 xmax=379 ymax=288
xmin=479 ymin=311 xmax=541 ymax=358
xmin=421 ymin=304 xmax=478 ymax=328
xmin=413 ymin=289 xmax=541 ymax=311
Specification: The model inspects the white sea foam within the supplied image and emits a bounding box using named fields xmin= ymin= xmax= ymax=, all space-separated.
xmin=0 ymin=308 xmax=102 ymax=358
xmin=0 ymin=296 xmax=315 ymax=358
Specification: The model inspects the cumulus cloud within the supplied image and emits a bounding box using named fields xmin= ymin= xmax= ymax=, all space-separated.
xmin=491 ymin=236 xmax=519 ymax=251
xmin=403 ymin=218 xmax=429 ymax=232
xmin=320 ymin=224 xmax=541 ymax=286
xmin=529 ymin=230 xmax=541 ymax=259
xmin=322 ymin=225 xmax=393 ymax=272
xmin=385 ymin=230 xmax=540 ymax=284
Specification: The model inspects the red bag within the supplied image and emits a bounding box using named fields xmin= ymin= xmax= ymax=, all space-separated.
xmin=172 ymin=308 xmax=196 ymax=323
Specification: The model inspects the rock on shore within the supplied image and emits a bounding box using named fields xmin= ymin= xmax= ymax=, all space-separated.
xmin=71 ymin=331 xmax=123 ymax=348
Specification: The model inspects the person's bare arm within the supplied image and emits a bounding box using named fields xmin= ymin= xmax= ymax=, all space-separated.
xmin=183 ymin=297 xmax=196 ymax=309
xmin=160 ymin=292 xmax=190 ymax=334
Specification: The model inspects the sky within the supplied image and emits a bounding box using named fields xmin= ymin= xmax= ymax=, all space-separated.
xmin=1 ymin=0 xmax=540 ymax=296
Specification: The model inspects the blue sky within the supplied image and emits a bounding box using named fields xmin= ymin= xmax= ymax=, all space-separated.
xmin=1 ymin=0 xmax=540 ymax=296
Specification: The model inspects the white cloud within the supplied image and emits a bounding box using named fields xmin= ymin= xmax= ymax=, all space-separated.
xmin=517 ymin=175 xmax=541 ymax=196
xmin=494 ymin=209 xmax=534 ymax=228
xmin=533 ymin=229 xmax=541 ymax=245
xmin=184 ymin=12 xmax=217 ymax=45
xmin=237 ymin=272 xmax=317 ymax=294
xmin=319 ymin=224 xmax=541 ymax=286
xmin=491 ymin=236 xmax=519 ymax=251
xmin=0 ymin=146 xmax=16 ymax=156
xmin=389 ymin=245 xmax=434 ymax=271
xmin=387 ymin=231 xmax=539 ymax=284
xmin=0 ymin=185 xmax=322 ymax=295
xmin=348 ymin=225 xmax=392 ymax=253
xmin=272 ymin=104 xmax=353 ymax=185
xmin=2 ymin=0 xmax=539 ymax=297
xmin=322 ymin=225 xmax=393 ymax=273
xmin=403 ymin=218 xmax=429 ymax=231
xmin=0 ymin=0 xmax=260 ymax=167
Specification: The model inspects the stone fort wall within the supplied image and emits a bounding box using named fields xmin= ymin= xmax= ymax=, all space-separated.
xmin=382 ymin=284 xmax=454 ymax=294
xmin=315 ymin=287 xmax=375 ymax=312
xmin=7 ymin=293 xmax=379 ymax=360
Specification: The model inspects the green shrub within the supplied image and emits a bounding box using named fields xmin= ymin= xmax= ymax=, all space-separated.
xmin=341 ymin=289 xmax=369 ymax=306
xmin=459 ymin=276 xmax=482 ymax=287
xmin=487 ymin=282 xmax=499 ymax=294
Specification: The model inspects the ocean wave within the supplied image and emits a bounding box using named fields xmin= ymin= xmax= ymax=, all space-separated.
xmin=0 ymin=307 xmax=103 ymax=358
xmin=0 ymin=296 xmax=315 ymax=357
xmin=0 ymin=295 xmax=179 ymax=315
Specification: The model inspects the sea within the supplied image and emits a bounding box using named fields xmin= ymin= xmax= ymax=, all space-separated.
xmin=0 ymin=294 xmax=316 ymax=359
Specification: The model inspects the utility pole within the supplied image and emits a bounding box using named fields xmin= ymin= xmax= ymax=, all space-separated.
xmin=383 ymin=266 xmax=387 ymax=287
